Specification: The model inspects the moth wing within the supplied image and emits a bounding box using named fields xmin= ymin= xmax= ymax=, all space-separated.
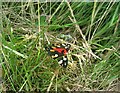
xmin=46 ymin=47 xmax=64 ymax=59
xmin=58 ymin=56 xmax=68 ymax=68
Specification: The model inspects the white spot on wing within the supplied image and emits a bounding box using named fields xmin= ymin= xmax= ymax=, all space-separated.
xmin=65 ymin=46 xmax=68 ymax=49
xmin=54 ymin=54 xmax=58 ymax=57
xmin=63 ymin=57 xmax=67 ymax=61
xmin=52 ymin=54 xmax=58 ymax=58
xmin=62 ymin=43 xmax=66 ymax=46
xmin=65 ymin=44 xmax=70 ymax=49
xmin=57 ymin=45 xmax=61 ymax=47
xmin=58 ymin=60 xmax=63 ymax=64
xmin=64 ymin=62 xmax=66 ymax=66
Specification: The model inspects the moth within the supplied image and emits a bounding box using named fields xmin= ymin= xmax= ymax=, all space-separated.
xmin=45 ymin=43 xmax=71 ymax=68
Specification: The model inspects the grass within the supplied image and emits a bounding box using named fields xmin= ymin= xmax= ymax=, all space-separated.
xmin=0 ymin=1 xmax=120 ymax=92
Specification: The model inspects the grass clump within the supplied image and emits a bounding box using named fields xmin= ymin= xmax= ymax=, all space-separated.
xmin=0 ymin=1 xmax=120 ymax=92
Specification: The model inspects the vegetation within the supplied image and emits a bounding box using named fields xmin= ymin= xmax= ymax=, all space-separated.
xmin=0 ymin=1 xmax=120 ymax=92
